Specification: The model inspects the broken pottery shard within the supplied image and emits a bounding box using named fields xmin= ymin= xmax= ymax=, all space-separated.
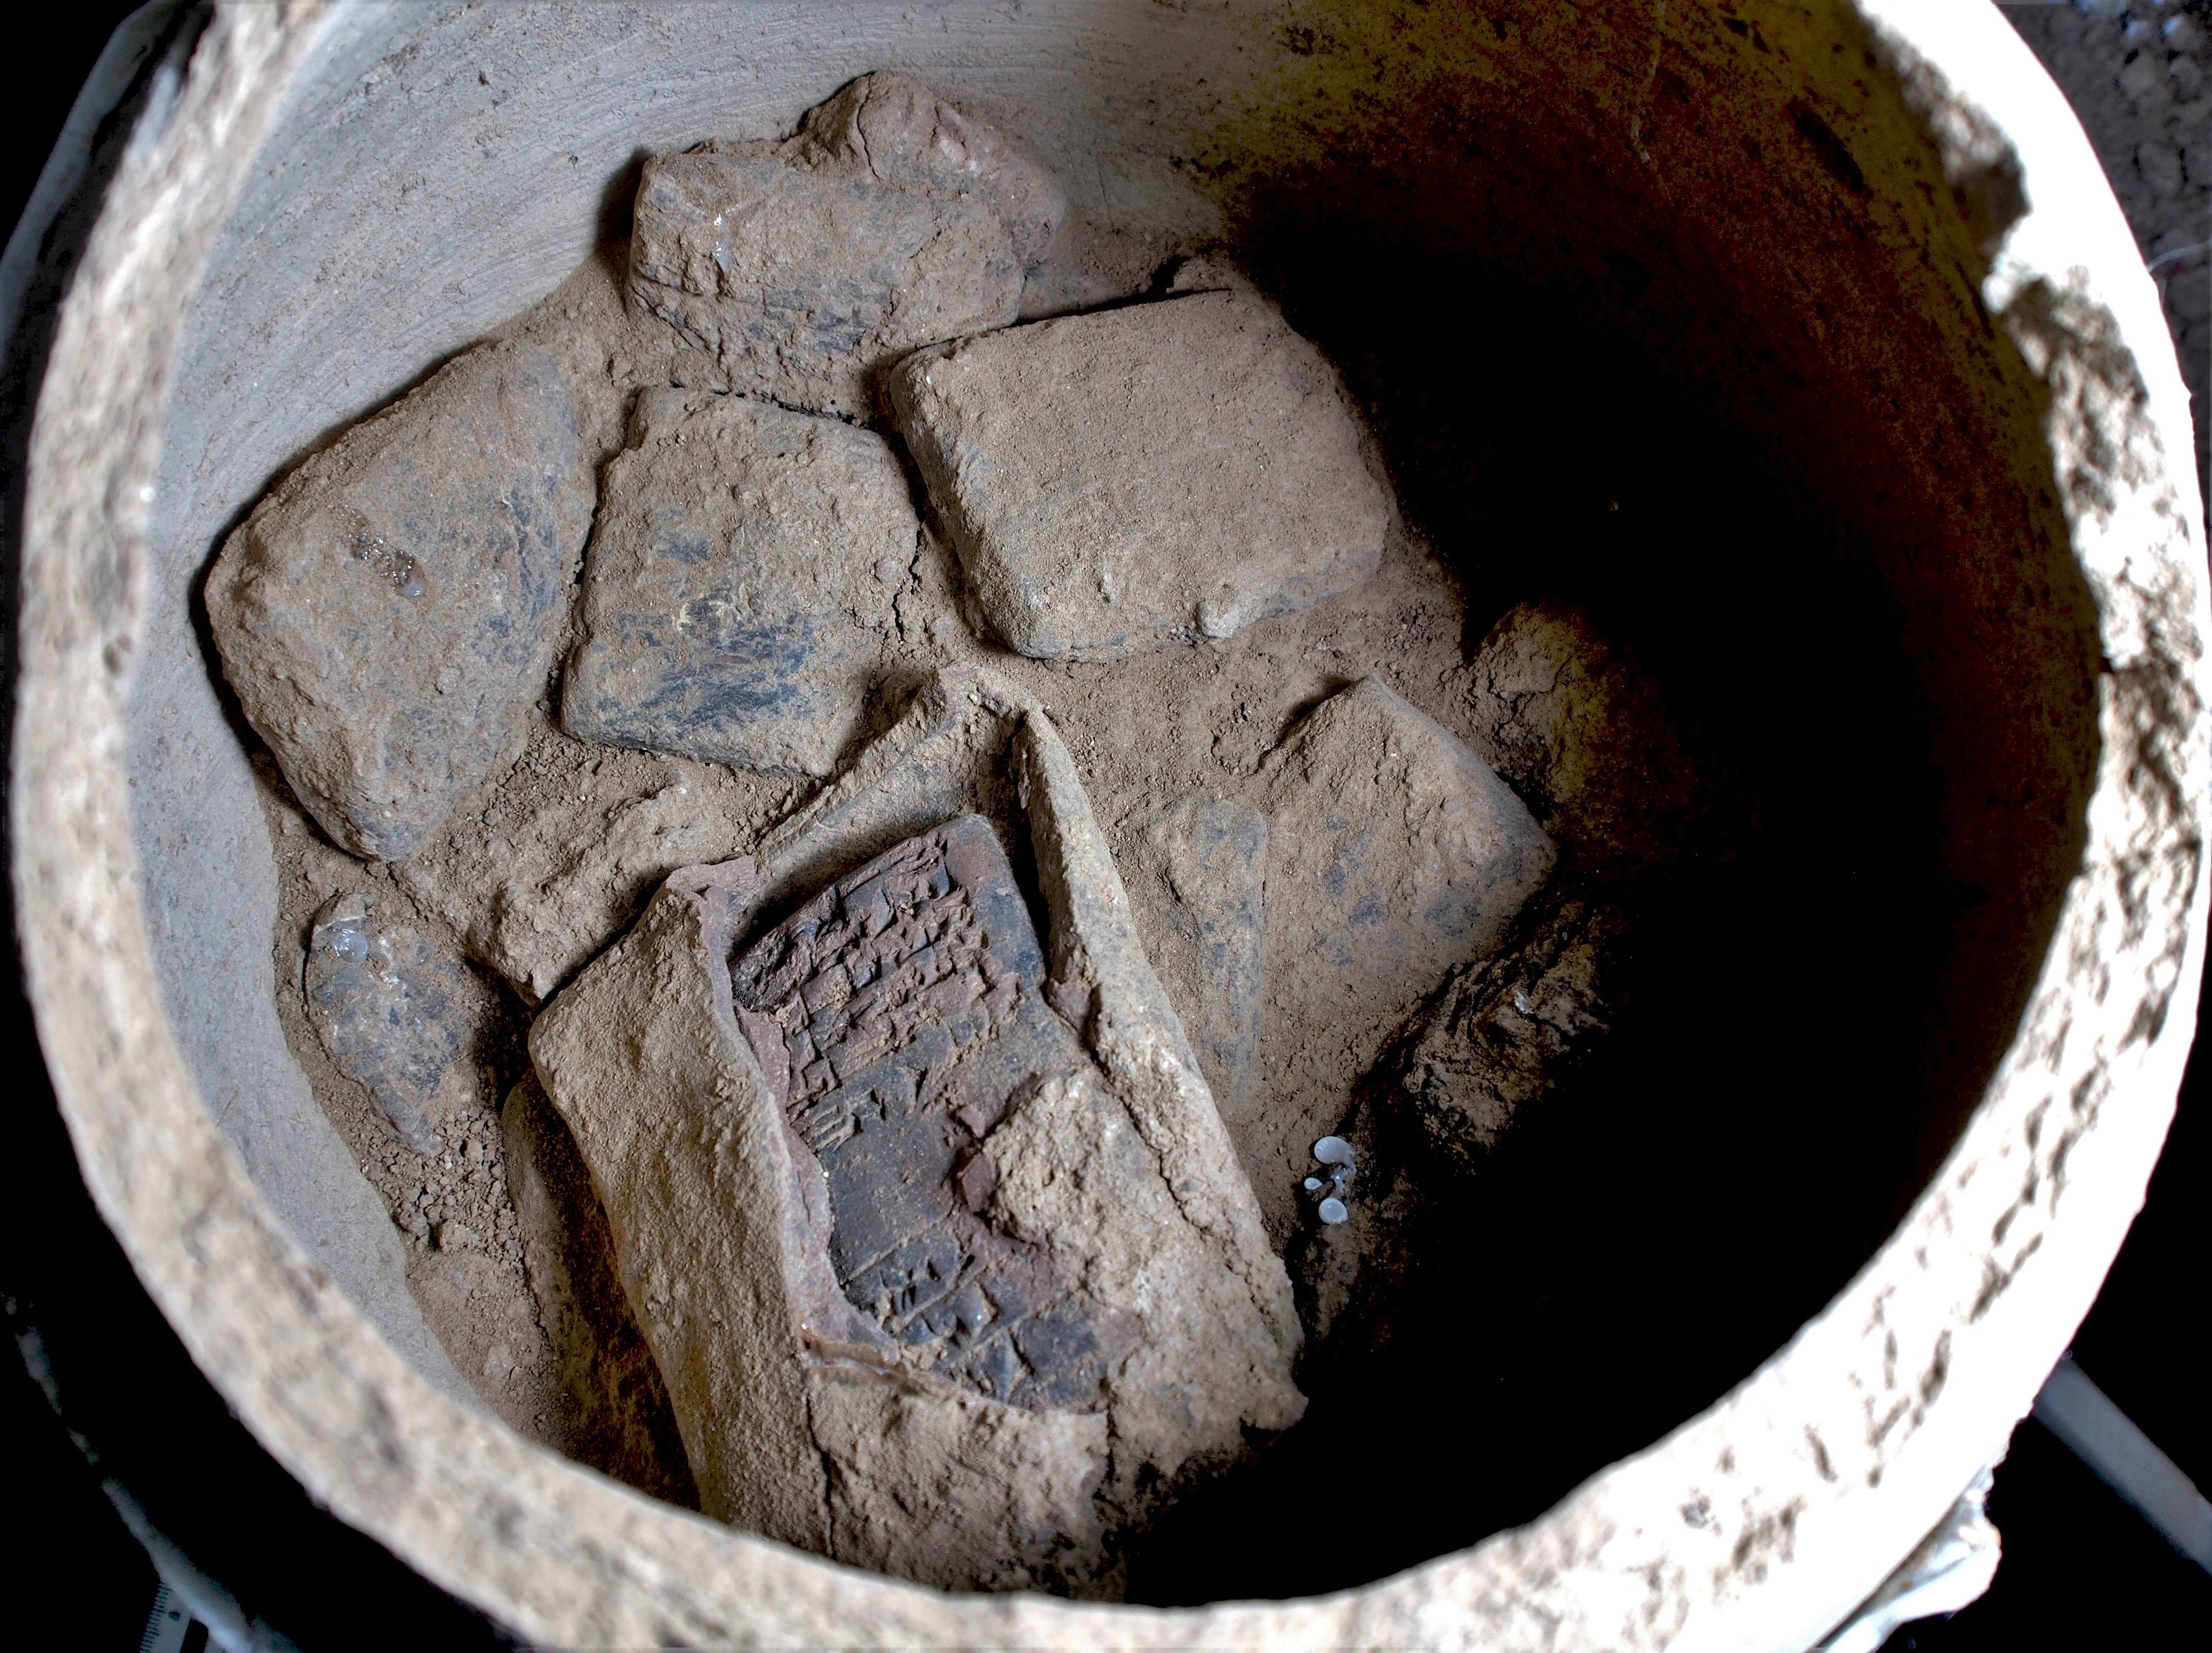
xmin=628 ymin=71 xmax=1061 ymax=417
xmin=1249 ymin=678 xmax=1554 ymax=1237
xmin=729 ymin=815 xmax=1134 ymax=1411
xmin=529 ymin=665 xmax=1301 ymax=1591
xmin=206 ymin=340 xmax=591 ymax=860
xmin=1401 ymin=889 xmax=1628 ymax=1176
xmin=304 ymin=891 xmax=488 ymax=1151
xmin=1458 ymin=600 xmax=1704 ymax=875
xmin=1120 ymin=796 xmax=1268 ymax=1127
xmin=788 ymin=71 xmax=1066 ymax=267
xmin=562 ymin=389 xmax=921 ymax=775
xmin=888 ymin=289 xmax=1389 ymax=661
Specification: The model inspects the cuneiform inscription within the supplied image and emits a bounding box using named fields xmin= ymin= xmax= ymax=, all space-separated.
xmin=729 ymin=815 xmax=1132 ymax=1410
xmin=734 ymin=822 xmax=1022 ymax=1155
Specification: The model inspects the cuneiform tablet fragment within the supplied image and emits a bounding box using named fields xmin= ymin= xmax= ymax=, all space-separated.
xmin=728 ymin=814 xmax=1135 ymax=1410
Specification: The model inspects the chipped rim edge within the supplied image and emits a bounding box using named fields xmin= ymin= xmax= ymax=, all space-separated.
xmin=9 ymin=2 xmax=2207 ymax=1649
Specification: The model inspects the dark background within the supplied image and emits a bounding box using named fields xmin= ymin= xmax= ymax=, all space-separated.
xmin=3 ymin=4 xmax=2204 ymax=1648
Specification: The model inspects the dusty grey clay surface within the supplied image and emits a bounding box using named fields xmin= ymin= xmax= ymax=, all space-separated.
xmin=889 ymin=289 xmax=1389 ymax=660
xmin=205 ymin=339 xmax=593 ymax=860
xmin=563 ymin=388 xmax=924 ymax=775
xmin=628 ymin=74 xmax=1059 ymax=418
xmin=304 ymin=890 xmax=492 ymax=1154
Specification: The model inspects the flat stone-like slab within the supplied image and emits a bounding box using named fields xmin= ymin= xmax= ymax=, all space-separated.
xmin=628 ymin=76 xmax=1058 ymax=417
xmin=1120 ymin=796 xmax=1269 ymax=1128
xmin=1248 ymin=678 xmax=1554 ymax=1237
xmin=206 ymin=340 xmax=591 ymax=860
xmin=561 ymin=389 xmax=921 ymax=775
xmin=303 ymin=891 xmax=490 ymax=1152
xmin=528 ymin=665 xmax=1300 ymax=1591
xmin=888 ymin=289 xmax=1389 ymax=661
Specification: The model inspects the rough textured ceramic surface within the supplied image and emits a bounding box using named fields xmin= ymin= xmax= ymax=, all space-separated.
xmin=10 ymin=3 xmax=2207 ymax=1649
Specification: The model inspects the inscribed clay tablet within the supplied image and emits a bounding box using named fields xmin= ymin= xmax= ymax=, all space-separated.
xmin=527 ymin=665 xmax=1304 ymax=1590
xmin=889 ymin=289 xmax=1389 ymax=661
xmin=562 ymin=389 xmax=921 ymax=775
xmin=729 ymin=815 xmax=1136 ymax=1409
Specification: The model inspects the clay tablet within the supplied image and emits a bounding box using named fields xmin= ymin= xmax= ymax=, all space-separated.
xmin=888 ymin=289 xmax=1389 ymax=660
xmin=206 ymin=340 xmax=590 ymax=859
xmin=628 ymin=76 xmax=1058 ymax=417
xmin=730 ymin=816 xmax=1135 ymax=1410
xmin=562 ymin=389 xmax=921 ymax=775
xmin=529 ymin=666 xmax=1302 ymax=1590
xmin=1249 ymin=678 xmax=1555 ymax=1235
xmin=304 ymin=891 xmax=489 ymax=1152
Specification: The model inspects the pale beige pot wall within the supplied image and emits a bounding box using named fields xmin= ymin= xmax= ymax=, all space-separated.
xmin=11 ymin=2 xmax=2207 ymax=1650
